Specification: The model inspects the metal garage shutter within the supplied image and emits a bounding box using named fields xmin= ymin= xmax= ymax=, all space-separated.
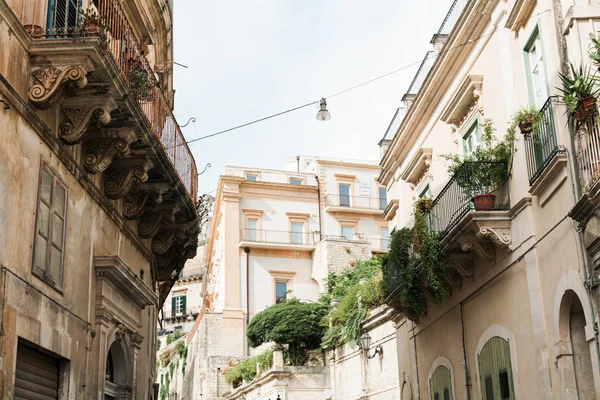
xmin=14 ymin=342 xmax=59 ymax=400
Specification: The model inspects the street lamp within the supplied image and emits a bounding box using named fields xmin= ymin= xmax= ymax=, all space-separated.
xmin=360 ymin=332 xmax=383 ymax=359
xmin=316 ymin=98 xmax=331 ymax=121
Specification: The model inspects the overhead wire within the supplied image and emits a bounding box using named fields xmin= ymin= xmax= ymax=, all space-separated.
xmin=180 ymin=8 xmax=550 ymax=145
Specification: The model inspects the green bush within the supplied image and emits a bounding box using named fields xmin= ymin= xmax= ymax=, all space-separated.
xmin=167 ymin=331 xmax=182 ymax=345
xmin=224 ymin=349 xmax=273 ymax=385
xmin=175 ymin=341 xmax=187 ymax=359
xmin=156 ymin=338 xmax=161 ymax=352
xmin=321 ymin=257 xmax=385 ymax=348
xmin=246 ymin=299 xmax=329 ymax=365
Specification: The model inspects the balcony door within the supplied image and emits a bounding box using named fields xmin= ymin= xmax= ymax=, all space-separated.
xmin=339 ymin=184 xmax=351 ymax=207
xmin=291 ymin=222 xmax=304 ymax=245
xmin=47 ymin=0 xmax=82 ymax=35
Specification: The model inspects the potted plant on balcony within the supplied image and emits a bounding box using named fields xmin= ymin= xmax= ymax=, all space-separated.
xmin=441 ymin=119 xmax=514 ymax=211
xmin=558 ymin=64 xmax=599 ymax=129
xmin=508 ymin=105 xmax=543 ymax=136
xmin=589 ymin=33 xmax=600 ymax=71
xmin=82 ymin=7 xmax=100 ymax=35
xmin=128 ymin=59 xmax=153 ymax=101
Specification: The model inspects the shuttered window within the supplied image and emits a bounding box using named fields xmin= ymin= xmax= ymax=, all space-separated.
xmin=33 ymin=165 xmax=68 ymax=291
xmin=430 ymin=365 xmax=452 ymax=400
xmin=172 ymin=295 xmax=186 ymax=316
xmin=478 ymin=337 xmax=515 ymax=400
xmin=14 ymin=342 xmax=60 ymax=400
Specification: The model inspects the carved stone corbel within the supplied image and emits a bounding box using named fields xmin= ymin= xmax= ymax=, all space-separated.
xmin=123 ymin=184 xmax=169 ymax=220
xmin=83 ymin=128 xmax=137 ymax=173
xmin=138 ymin=203 xmax=180 ymax=239
xmin=29 ymin=65 xmax=88 ymax=108
xmin=104 ymin=157 xmax=154 ymax=200
xmin=458 ymin=237 xmax=495 ymax=263
xmin=59 ymin=98 xmax=116 ymax=144
xmin=151 ymin=226 xmax=187 ymax=255
xmin=446 ymin=256 xmax=474 ymax=279
xmin=476 ymin=226 xmax=512 ymax=249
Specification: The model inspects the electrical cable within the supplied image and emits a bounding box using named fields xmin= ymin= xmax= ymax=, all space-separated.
xmin=181 ymin=9 xmax=550 ymax=144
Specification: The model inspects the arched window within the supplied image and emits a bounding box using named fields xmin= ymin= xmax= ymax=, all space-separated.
xmin=430 ymin=365 xmax=452 ymax=400
xmin=478 ymin=337 xmax=515 ymax=400
xmin=105 ymin=351 xmax=114 ymax=383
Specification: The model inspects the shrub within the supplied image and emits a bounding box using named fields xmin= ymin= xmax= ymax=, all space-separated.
xmin=175 ymin=341 xmax=187 ymax=359
xmin=156 ymin=338 xmax=161 ymax=352
xmin=223 ymin=349 xmax=274 ymax=385
xmin=167 ymin=331 xmax=182 ymax=345
xmin=246 ymin=299 xmax=329 ymax=365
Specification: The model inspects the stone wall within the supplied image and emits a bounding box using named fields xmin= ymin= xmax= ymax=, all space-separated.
xmin=312 ymin=237 xmax=373 ymax=289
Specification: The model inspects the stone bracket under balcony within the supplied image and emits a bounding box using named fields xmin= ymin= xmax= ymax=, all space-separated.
xmin=441 ymin=210 xmax=513 ymax=264
xmin=570 ymin=182 xmax=600 ymax=269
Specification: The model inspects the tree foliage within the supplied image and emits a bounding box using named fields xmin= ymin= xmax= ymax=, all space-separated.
xmin=166 ymin=331 xmax=182 ymax=345
xmin=246 ymin=299 xmax=329 ymax=365
xmin=223 ymin=350 xmax=273 ymax=386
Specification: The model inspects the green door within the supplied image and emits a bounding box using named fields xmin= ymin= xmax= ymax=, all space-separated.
xmin=478 ymin=337 xmax=515 ymax=400
xmin=430 ymin=365 xmax=452 ymax=400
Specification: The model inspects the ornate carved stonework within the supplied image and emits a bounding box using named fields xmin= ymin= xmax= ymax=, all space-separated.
xmin=59 ymin=99 xmax=116 ymax=144
xmin=84 ymin=128 xmax=137 ymax=173
xmin=29 ymin=65 xmax=88 ymax=108
xmin=104 ymin=157 xmax=154 ymax=200
xmin=115 ymin=323 xmax=127 ymax=341
xmin=458 ymin=237 xmax=495 ymax=263
xmin=138 ymin=204 xmax=180 ymax=239
xmin=151 ymin=226 xmax=187 ymax=255
xmin=446 ymin=256 xmax=474 ymax=279
xmin=123 ymin=184 xmax=169 ymax=220
xmin=476 ymin=226 xmax=512 ymax=248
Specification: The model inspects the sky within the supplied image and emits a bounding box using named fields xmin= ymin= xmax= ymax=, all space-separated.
xmin=172 ymin=0 xmax=452 ymax=196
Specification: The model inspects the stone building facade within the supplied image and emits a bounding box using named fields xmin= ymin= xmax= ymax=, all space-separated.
xmin=0 ymin=0 xmax=198 ymax=398
xmin=379 ymin=0 xmax=600 ymax=398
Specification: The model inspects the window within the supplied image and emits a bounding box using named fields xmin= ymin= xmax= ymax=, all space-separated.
xmin=381 ymin=228 xmax=390 ymax=250
xmin=430 ymin=365 xmax=453 ymax=400
xmin=247 ymin=219 xmax=258 ymax=241
xmin=339 ymin=184 xmax=351 ymax=207
xmin=341 ymin=226 xmax=354 ymax=240
xmin=462 ymin=121 xmax=481 ymax=156
xmin=172 ymin=295 xmax=186 ymax=316
xmin=47 ymin=0 xmax=81 ymax=34
xmin=291 ymin=222 xmax=304 ymax=244
xmin=525 ymin=30 xmax=548 ymax=108
xmin=275 ymin=281 xmax=288 ymax=303
xmin=290 ymin=178 xmax=303 ymax=185
xmin=246 ymin=174 xmax=257 ymax=181
xmin=33 ymin=165 xmax=67 ymax=289
xmin=478 ymin=337 xmax=515 ymax=400
xmin=379 ymin=187 xmax=387 ymax=210
xmin=419 ymin=183 xmax=434 ymax=230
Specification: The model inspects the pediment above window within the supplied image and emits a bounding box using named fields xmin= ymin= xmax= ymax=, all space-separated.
xmin=441 ymin=75 xmax=483 ymax=130
xmin=400 ymin=148 xmax=433 ymax=187
xmin=506 ymin=0 xmax=536 ymax=32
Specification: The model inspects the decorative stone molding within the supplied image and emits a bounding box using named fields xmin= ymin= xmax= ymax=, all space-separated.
xmin=138 ymin=203 xmax=180 ymax=239
xmin=400 ymin=148 xmax=433 ymax=187
xmin=104 ymin=157 xmax=154 ymax=200
xmin=29 ymin=65 xmax=88 ymax=108
xmin=475 ymin=226 xmax=512 ymax=247
xmin=59 ymin=98 xmax=116 ymax=144
xmin=123 ymin=184 xmax=169 ymax=220
xmin=95 ymin=256 xmax=157 ymax=308
xmin=446 ymin=255 xmax=474 ymax=279
xmin=382 ymin=199 xmax=399 ymax=221
xmin=458 ymin=237 xmax=496 ymax=263
xmin=83 ymin=128 xmax=137 ymax=173
xmin=440 ymin=75 xmax=484 ymax=129
xmin=151 ymin=226 xmax=187 ymax=255
xmin=506 ymin=0 xmax=536 ymax=31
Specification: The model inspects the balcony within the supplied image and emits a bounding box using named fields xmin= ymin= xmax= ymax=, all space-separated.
xmin=11 ymin=0 xmax=199 ymax=296
xmin=177 ymin=267 xmax=206 ymax=283
xmin=524 ymin=96 xmax=567 ymax=197
xmin=324 ymin=194 xmax=386 ymax=216
xmin=239 ymin=229 xmax=316 ymax=251
xmin=430 ymin=161 xmax=512 ymax=263
xmin=364 ymin=237 xmax=390 ymax=253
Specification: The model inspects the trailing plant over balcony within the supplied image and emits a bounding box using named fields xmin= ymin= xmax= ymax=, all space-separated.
xmin=128 ymin=60 xmax=154 ymax=101
xmin=558 ymin=64 xmax=599 ymax=130
xmin=381 ymin=200 xmax=448 ymax=321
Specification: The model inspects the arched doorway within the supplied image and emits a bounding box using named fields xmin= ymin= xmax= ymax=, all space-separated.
xmin=558 ymin=290 xmax=596 ymax=399
xmin=104 ymin=340 xmax=132 ymax=400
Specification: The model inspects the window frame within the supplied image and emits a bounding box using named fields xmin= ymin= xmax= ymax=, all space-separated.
xmin=32 ymin=162 xmax=68 ymax=292
xmin=378 ymin=186 xmax=388 ymax=210
xmin=523 ymin=24 xmax=550 ymax=108
xmin=341 ymin=225 xmax=354 ymax=240
xmin=269 ymin=270 xmax=295 ymax=304
xmin=242 ymin=209 xmax=263 ymax=242
xmin=381 ymin=227 xmax=390 ymax=250
xmin=245 ymin=172 xmax=259 ymax=181
xmin=289 ymin=177 xmax=304 ymax=185
xmin=461 ymin=117 xmax=482 ymax=156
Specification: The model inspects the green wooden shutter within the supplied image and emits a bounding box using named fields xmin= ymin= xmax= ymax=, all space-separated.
xmin=181 ymin=295 xmax=187 ymax=315
xmin=430 ymin=366 xmax=452 ymax=400
xmin=171 ymin=297 xmax=176 ymax=316
xmin=478 ymin=337 xmax=515 ymax=400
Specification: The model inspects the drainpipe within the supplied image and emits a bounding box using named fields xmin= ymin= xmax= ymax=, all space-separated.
xmin=565 ymin=150 xmax=600 ymax=372
xmin=244 ymin=247 xmax=250 ymax=356
xmin=460 ymin=302 xmax=472 ymax=400
xmin=315 ymin=175 xmax=323 ymax=242
xmin=296 ymin=155 xmax=300 ymax=173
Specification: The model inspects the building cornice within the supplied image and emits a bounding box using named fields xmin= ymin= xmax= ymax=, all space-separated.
xmin=379 ymin=0 xmax=502 ymax=185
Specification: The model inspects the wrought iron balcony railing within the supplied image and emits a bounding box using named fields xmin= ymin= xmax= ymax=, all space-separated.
xmin=22 ymin=0 xmax=197 ymax=200
xmin=436 ymin=0 xmax=469 ymax=36
xmin=575 ymin=113 xmax=600 ymax=192
xmin=405 ymin=51 xmax=435 ymax=96
xmin=240 ymin=229 xmax=317 ymax=246
xmin=524 ymin=96 xmax=563 ymax=186
xmin=430 ymin=161 xmax=510 ymax=237
xmin=325 ymin=194 xmax=387 ymax=211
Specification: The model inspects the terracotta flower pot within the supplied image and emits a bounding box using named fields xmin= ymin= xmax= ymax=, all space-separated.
xmin=23 ymin=24 xmax=44 ymax=38
xmin=85 ymin=24 xmax=100 ymax=35
xmin=519 ymin=121 xmax=533 ymax=134
xmin=471 ymin=193 xmax=496 ymax=211
xmin=582 ymin=96 xmax=597 ymax=111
